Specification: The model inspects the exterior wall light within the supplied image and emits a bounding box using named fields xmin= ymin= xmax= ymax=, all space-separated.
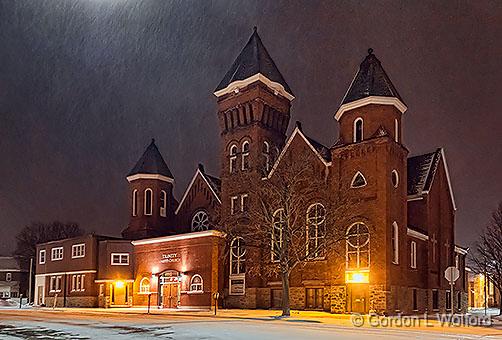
xmin=345 ymin=270 xmax=369 ymax=284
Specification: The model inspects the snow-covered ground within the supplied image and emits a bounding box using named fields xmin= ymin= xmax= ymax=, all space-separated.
xmin=0 ymin=309 xmax=501 ymax=340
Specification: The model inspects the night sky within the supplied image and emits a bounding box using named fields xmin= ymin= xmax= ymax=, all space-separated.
xmin=0 ymin=1 xmax=501 ymax=255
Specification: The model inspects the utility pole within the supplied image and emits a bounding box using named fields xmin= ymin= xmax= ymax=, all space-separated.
xmin=28 ymin=257 xmax=33 ymax=304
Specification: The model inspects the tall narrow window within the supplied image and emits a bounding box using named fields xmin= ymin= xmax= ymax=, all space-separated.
xmin=230 ymin=237 xmax=246 ymax=275
xmin=229 ymin=144 xmax=238 ymax=173
xmin=394 ymin=118 xmax=399 ymax=142
xmin=144 ymin=188 xmax=153 ymax=215
xmin=392 ymin=222 xmax=399 ymax=264
xmin=263 ymin=141 xmax=270 ymax=173
xmin=272 ymin=209 xmax=285 ymax=262
xmin=241 ymin=194 xmax=249 ymax=212
xmin=410 ymin=241 xmax=417 ymax=269
xmin=230 ymin=196 xmax=238 ymax=215
xmin=132 ymin=189 xmax=138 ymax=216
xmin=346 ymin=222 xmax=370 ymax=269
xmin=160 ymin=190 xmax=167 ymax=217
xmin=354 ymin=117 xmax=363 ymax=142
xmin=241 ymin=141 xmax=250 ymax=170
xmin=306 ymin=203 xmax=326 ymax=259
xmin=412 ymin=289 xmax=418 ymax=311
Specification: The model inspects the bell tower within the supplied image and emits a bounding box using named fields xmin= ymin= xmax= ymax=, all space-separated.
xmin=214 ymin=27 xmax=294 ymax=219
xmin=332 ymin=49 xmax=409 ymax=314
xmin=122 ymin=139 xmax=176 ymax=240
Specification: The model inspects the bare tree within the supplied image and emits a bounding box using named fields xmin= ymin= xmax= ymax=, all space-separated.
xmin=470 ymin=202 xmax=502 ymax=315
xmin=219 ymin=151 xmax=353 ymax=316
xmin=13 ymin=221 xmax=84 ymax=266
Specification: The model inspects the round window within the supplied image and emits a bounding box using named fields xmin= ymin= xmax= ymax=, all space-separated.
xmin=391 ymin=170 xmax=399 ymax=188
xmin=191 ymin=211 xmax=209 ymax=232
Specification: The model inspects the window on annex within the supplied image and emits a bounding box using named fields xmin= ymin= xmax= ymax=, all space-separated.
xmin=190 ymin=274 xmax=203 ymax=292
xmin=432 ymin=289 xmax=439 ymax=310
xmin=271 ymin=209 xmax=285 ymax=262
xmin=139 ymin=277 xmax=150 ymax=294
xmin=306 ymin=203 xmax=326 ymax=259
xmin=39 ymin=250 xmax=46 ymax=264
xmin=346 ymin=222 xmax=370 ymax=270
xmin=111 ymin=253 xmax=129 ymax=265
xmin=230 ymin=237 xmax=246 ymax=275
xmin=72 ymin=243 xmax=85 ymax=259
xmin=51 ymin=247 xmax=63 ymax=261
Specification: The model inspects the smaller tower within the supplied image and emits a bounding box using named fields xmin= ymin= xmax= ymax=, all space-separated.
xmin=335 ymin=48 xmax=406 ymax=145
xmin=122 ymin=139 xmax=176 ymax=240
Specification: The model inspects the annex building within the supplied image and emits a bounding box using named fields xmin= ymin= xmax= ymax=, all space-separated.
xmin=35 ymin=28 xmax=468 ymax=314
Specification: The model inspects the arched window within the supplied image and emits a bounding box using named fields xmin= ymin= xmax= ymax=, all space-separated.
xmin=271 ymin=209 xmax=285 ymax=262
xmin=263 ymin=141 xmax=270 ymax=173
xmin=392 ymin=221 xmax=399 ymax=264
xmin=191 ymin=210 xmax=209 ymax=232
xmin=354 ymin=117 xmax=363 ymax=142
xmin=394 ymin=118 xmax=399 ymax=143
xmin=229 ymin=144 xmax=238 ymax=173
xmin=230 ymin=237 xmax=246 ymax=275
xmin=190 ymin=274 xmax=203 ymax=292
xmin=144 ymin=188 xmax=153 ymax=216
xmin=346 ymin=222 xmax=370 ymax=269
xmin=160 ymin=190 xmax=167 ymax=217
xmin=306 ymin=203 xmax=326 ymax=259
xmin=139 ymin=277 xmax=150 ymax=293
xmin=132 ymin=189 xmax=138 ymax=217
xmin=351 ymin=171 xmax=367 ymax=188
xmin=391 ymin=170 xmax=399 ymax=188
xmin=241 ymin=141 xmax=250 ymax=170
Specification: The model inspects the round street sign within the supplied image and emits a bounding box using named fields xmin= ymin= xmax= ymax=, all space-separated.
xmin=444 ymin=266 xmax=460 ymax=282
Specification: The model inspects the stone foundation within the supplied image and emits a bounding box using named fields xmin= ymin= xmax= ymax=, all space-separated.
xmin=370 ymin=284 xmax=388 ymax=314
xmin=330 ymin=285 xmax=346 ymax=313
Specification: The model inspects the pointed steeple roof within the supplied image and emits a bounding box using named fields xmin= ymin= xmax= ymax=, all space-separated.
xmin=335 ymin=49 xmax=407 ymax=120
xmin=342 ymin=48 xmax=403 ymax=104
xmin=214 ymin=27 xmax=294 ymax=99
xmin=127 ymin=139 xmax=174 ymax=179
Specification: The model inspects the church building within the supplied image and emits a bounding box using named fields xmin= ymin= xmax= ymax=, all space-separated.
xmin=35 ymin=28 xmax=467 ymax=314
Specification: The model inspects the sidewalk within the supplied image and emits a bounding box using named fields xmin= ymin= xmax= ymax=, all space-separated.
xmin=30 ymin=306 xmax=502 ymax=336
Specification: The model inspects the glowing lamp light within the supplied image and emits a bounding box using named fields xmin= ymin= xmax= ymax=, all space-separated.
xmin=115 ymin=280 xmax=125 ymax=288
xmin=152 ymin=266 xmax=159 ymax=275
xmin=345 ymin=270 xmax=369 ymax=284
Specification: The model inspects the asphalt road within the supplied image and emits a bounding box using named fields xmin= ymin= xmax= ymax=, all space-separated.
xmin=0 ymin=309 xmax=500 ymax=340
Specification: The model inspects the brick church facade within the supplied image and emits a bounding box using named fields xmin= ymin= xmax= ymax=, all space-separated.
xmin=35 ymin=29 xmax=467 ymax=314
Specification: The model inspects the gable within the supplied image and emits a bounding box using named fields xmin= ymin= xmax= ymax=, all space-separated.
xmin=407 ymin=148 xmax=456 ymax=210
xmin=267 ymin=126 xmax=331 ymax=179
xmin=175 ymin=169 xmax=221 ymax=216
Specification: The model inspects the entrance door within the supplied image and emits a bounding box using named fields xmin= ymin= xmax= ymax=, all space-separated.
xmin=348 ymin=284 xmax=368 ymax=313
xmin=162 ymin=284 xmax=179 ymax=308
xmin=111 ymin=282 xmax=128 ymax=306
xmin=271 ymin=289 xmax=282 ymax=309
xmin=306 ymin=288 xmax=324 ymax=310
xmin=37 ymin=286 xmax=44 ymax=306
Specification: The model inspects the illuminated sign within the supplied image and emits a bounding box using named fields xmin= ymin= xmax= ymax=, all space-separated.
xmin=160 ymin=253 xmax=180 ymax=263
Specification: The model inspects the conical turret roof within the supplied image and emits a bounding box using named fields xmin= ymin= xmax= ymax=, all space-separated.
xmin=128 ymin=139 xmax=173 ymax=179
